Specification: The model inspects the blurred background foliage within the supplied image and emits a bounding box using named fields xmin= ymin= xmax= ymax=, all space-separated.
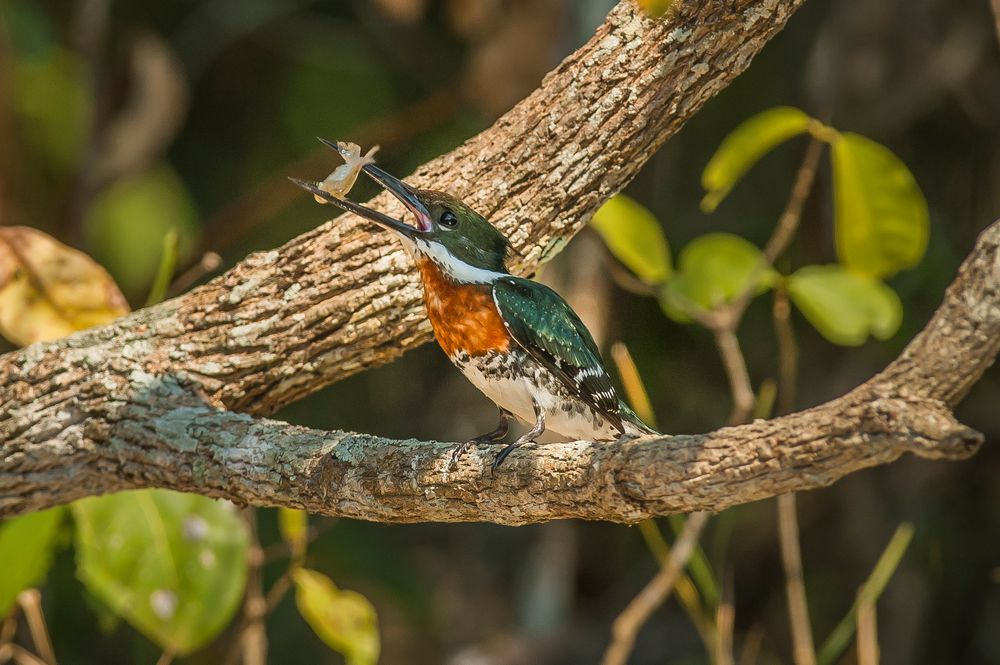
xmin=1 ymin=0 xmax=999 ymax=663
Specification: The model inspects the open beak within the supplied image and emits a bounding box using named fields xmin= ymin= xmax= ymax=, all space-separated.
xmin=289 ymin=138 xmax=432 ymax=240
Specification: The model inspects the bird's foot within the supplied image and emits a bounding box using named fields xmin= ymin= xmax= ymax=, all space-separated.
xmin=492 ymin=401 xmax=545 ymax=472
xmin=449 ymin=408 xmax=512 ymax=469
xmin=449 ymin=432 xmax=503 ymax=468
xmin=492 ymin=434 xmax=537 ymax=472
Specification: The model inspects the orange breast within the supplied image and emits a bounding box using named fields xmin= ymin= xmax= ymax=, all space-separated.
xmin=417 ymin=258 xmax=511 ymax=357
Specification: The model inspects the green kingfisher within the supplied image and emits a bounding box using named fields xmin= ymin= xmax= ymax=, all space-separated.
xmin=292 ymin=140 xmax=656 ymax=468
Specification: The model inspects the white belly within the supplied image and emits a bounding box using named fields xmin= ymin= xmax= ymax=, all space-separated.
xmin=456 ymin=353 xmax=621 ymax=441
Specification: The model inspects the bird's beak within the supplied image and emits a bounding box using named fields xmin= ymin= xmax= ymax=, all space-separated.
xmin=289 ymin=138 xmax=432 ymax=240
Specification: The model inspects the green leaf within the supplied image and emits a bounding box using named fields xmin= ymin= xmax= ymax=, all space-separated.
xmin=787 ymin=265 xmax=902 ymax=346
xmin=0 ymin=507 xmax=65 ymax=616
xmin=831 ymin=132 xmax=929 ymax=278
xmin=84 ymin=165 xmax=200 ymax=297
xmin=73 ymin=490 xmax=248 ymax=654
xmin=293 ymin=568 xmax=379 ymax=665
xmin=278 ymin=508 xmax=308 ymax=558
xmin=701 ymin=107 xmax=813 ymax=212
xmin=590 ymin=195 xmax=672 ymax=284
xmin=659 ymin=233 xmax=775 ymax=322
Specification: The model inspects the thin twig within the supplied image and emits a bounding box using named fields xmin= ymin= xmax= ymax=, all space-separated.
xmin=777 ymin=494 xmax=816 ymax=665
xmin=773 ymin=287 xmax=798 ymax=416
xmin=166 ymin=251 xmax=222 ymax=298
xmin=0 ymin=607 xmax=20 ymax=664
xmin=153 ymin=648 xmax=175 ymax=665
xmin=265 ymin=573 xmax=293 ymax=613
xmin=227 ymin=509 xmax=267 ymax=665
xmin=702 ymin=140 xmax=821 ymax=423
xmin=715 ymin=570 xmax=735 ymax=665
xmin=607 ymin=260 xmax=660 ymax=297
xmin=602 ymin=511 xmax=711 ymax=665
xmin=817 ymin=524 xmax=913 ymax=665
xmin=856 ymin=595 xmax=879 ymax=665
xmin=614 ymin=345 xmax=717 ymax=655
xmin=714 ymin=328 xmax=756 ymax=426
xmin=8 ymin=644 xmax=49 ymax=665
xmin=636 ymin=519 xmax=716 ymax=649
xmin=773 ymin=285 xmax=815 ymax=665
xmin=16 ymin=591 xmax=55 ymax=665
xmin=737 ymin=624 xmax=765 ymax=665
xmin=724 ymin=137 xmax=824 ymax=323
xmin=262 ymin=519 xmax=334 ymax=564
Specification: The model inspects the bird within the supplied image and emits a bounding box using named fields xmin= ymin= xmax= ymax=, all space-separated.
xmin=292 ymin=139 xmax=657 ymax=469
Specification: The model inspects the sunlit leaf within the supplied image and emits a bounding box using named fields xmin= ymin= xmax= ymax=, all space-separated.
xmin=293 ymin=568 xmax=379 ymax=665
xmin=85 ymin=165 xmax=200 ymax=297
xmin=0 ymin=508 xmax=65 ymax=616
xmin=0 ymin=226 xmax=129 ymax=346
xmin=701 ymin=107 xmax=813 ymax=212
xmin=73 ymin=490 xmax=248 ymax=654
xmin=12 ymin=48 xmax=90 ymax=170
xmin=591 ymin=194 xmax=672 ymax=284
xmin=831 ymin=132 xmax=929 ymax=278
xmin=787 ymin=264 xmax=902 ymax=346
xmin=278 ymin=508 xmax=308 ymax=558
xmin=659 ymin=233 xmax=776 ymax=322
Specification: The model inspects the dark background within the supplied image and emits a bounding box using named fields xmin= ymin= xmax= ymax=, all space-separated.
xmin=2 ymin=0 xmax=999 ymax=663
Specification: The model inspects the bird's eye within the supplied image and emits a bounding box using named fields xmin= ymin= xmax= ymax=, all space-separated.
xmin=440 ymin=210 xmax=458 ymax=228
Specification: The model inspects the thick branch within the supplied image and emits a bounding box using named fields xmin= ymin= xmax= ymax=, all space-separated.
xmin=2 ymin=221 xmax=997 ymax=522
xmin=0 ymin=0 xmax=806 ymax=417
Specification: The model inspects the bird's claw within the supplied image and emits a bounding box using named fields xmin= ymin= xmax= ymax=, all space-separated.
xmin=448 ymin=433 xmax=504 ymax=469
xmin=491 ymin=436 xmax=537 ymax=473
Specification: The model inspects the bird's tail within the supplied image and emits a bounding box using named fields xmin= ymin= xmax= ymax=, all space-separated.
xmin=618 ymin=399 xmax=659 ymax=437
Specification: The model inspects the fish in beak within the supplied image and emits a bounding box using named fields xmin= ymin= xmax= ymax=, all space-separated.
xmin=289 ymin=138 xmax=432 ymax=240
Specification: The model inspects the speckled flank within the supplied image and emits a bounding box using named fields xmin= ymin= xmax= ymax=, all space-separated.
xmin=452 ymin=349 xmax=622 ymax=441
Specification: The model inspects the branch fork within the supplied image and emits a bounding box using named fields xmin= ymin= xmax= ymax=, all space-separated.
xmin=1 ymin=0 xmax=995 ymax=525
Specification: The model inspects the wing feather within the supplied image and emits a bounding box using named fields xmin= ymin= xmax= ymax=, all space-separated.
xmin=492 ymin=276 xmax=623 ymax=431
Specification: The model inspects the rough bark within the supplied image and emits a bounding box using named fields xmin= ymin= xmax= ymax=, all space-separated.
xmin=3 ymin=0 xmax=992 ymax=524
xmin=4 ymin=0 xmax=807 ymax=418
xmin=2 ymin=218 xmax=996 ymax=522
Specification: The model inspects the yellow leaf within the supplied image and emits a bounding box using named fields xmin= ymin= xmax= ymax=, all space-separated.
xmin=591 ymin=195 xmax=672 ymax=284
xmin=831 ymin=133 xmax=929 ymax=278
xmin=701 ymin=107 xmax=813 ymax=212
xmin=0 ymin=226 xmax=129 ymax=346
xmin=293 ymin=568 xmax=379 ymax=665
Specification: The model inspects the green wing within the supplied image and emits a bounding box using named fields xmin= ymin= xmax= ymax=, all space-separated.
xmin=492 ymin=276 xmax=623 ymax=430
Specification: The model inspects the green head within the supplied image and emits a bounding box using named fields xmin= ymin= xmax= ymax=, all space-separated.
xmin=405 ymin=190 xmax=510 ymax=276
xmin=292 ymin=140 xmax=510 ymax=282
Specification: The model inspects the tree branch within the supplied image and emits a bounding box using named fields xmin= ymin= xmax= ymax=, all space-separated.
xmin=2 ymin=1 xmax=994 ymax=524
xmin=0 ymin=0 xmax=807 ymax=417
xmin=2 ymin=220 xmax=996 ymax=521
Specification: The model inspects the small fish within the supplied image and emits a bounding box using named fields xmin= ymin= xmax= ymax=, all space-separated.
xmin=314 ymin=142 xmax=380 ymax=203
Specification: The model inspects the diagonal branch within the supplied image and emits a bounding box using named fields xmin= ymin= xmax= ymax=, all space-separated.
xmin=2 ymin=220 xmax=997 ymax=521
xmin=0 ymin=0 xmax=807 ymax=417
xmin=2 ymin=0 xmax=994 ymax=524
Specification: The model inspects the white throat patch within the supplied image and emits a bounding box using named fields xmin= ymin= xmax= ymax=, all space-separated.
xmin=415 ymin=238 xmax=504 ymax=285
